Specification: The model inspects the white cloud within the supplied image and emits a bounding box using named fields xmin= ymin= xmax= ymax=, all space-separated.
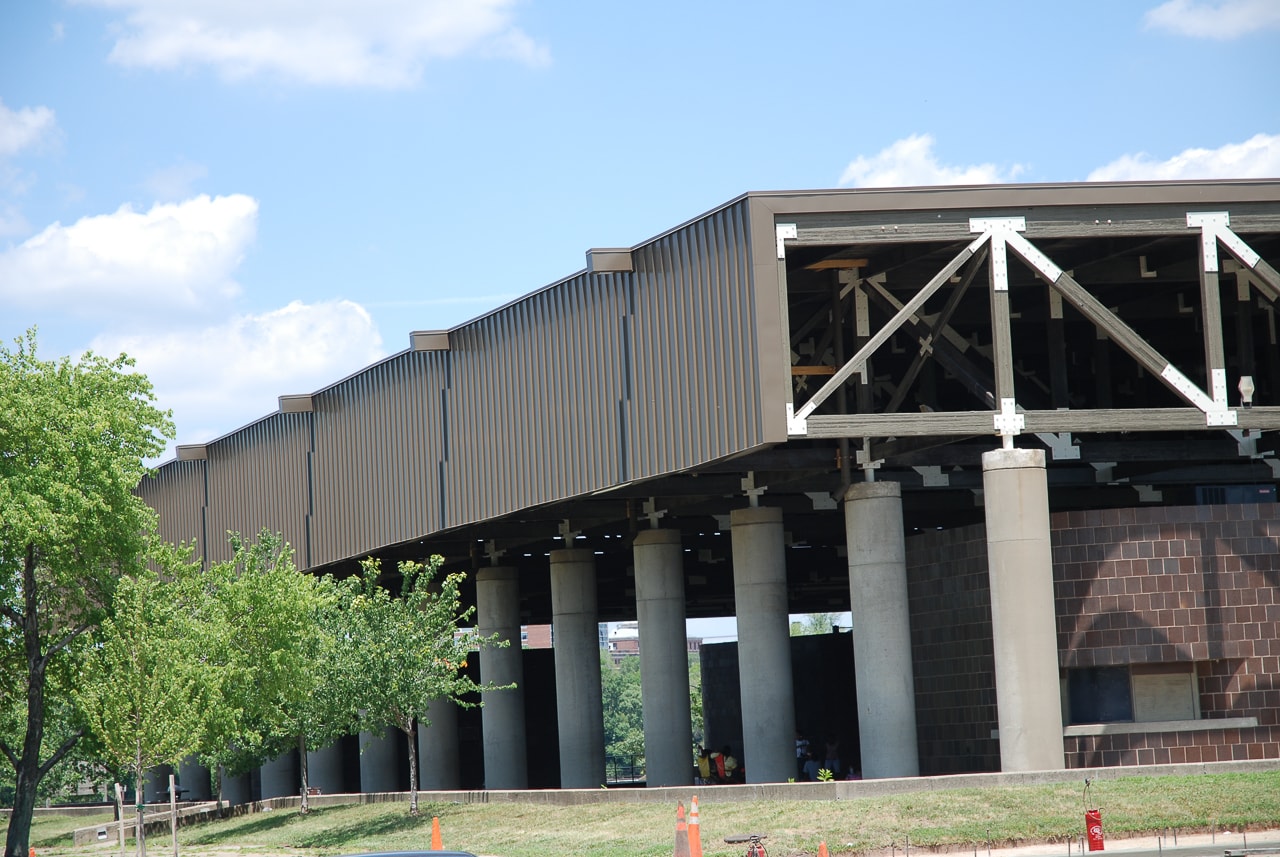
xmin=0 ymin=99 xmax=57 ymax=158
xmin=839 ymin=134 xmax=1025 ymax=188
xmin=1086 ymin=133 xmax=1280 ymax=182
xmin=1145 ymin=0 xmax=1280 ymax=39
xmin=0 ymin=203 xmax=30 ymax=238
xmin=74 ymin=0 xmax=550 ymax=87
xmin=94 ymin=300 xmax=386 ymax=455
xmin=0 ymin=194 xmax=257 ymax=316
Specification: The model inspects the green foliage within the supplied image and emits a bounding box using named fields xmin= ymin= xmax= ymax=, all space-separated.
xmin=333 ymin=556 xmax=507 ymax=814
xmin=817 ymin=767 xmax=835 ymax=782
xmin=789 ymin=612 xmax=840 ymax=636
xmin=687 ymin=653 xmax=703 ymax=747
xmin=189 ymin=531 xmax=341 ymax=801
xmin=600 ymin=653 xmax=643 ymax=761
xmin=0 ymin=328 xmax=172 ymax=855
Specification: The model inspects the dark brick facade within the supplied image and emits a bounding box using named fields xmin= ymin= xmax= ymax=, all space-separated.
xmin=905 ymin=502 xmax=1280 ymax=774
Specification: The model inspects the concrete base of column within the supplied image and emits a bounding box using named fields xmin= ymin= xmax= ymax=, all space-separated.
xmin=983 ymin=448 xmax=1065 ymax=772
xmin=418 ymin=698 xmax=460 ymax=790
xmin=551 ymin=548 xmax=606 ymax=788
xmin=634 ymin=529 xmax=694 ymax=787
xmin=731 ymin=506 xmax=796 ymax=783
xmin=477 ymin=566 xmax=528 ymax=790
xmin=260 ymin=752 xmax=297 ymax=799
xmin=306 ymin=742 xmax=345 ymax=795
xmin=845 ymin=481 xmax=920 ymax=779
xmin=359 ymin=727 xmax=401 ymax=793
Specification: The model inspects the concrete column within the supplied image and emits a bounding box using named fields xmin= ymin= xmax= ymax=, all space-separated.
xmin=178 ymin=758 xmax=212 ymax=801
xmin=550 ymin=548 xmax=606 ymax=788
xmin=634 ymin=529 xmax=694 ymax=787
xmin=982 ymin=448 xmax=1065 ymax=772
xmin=417 ymin=697 xmax=460 ymax=790
xmin=306 ymin=742 xmax=345 ymax=795
xmin=476 ymin=566 xmax=528 ymax=789
xmin=359 ymin=726 xmax=400 ymax=792
xmin=845 ymin=481 xmax=920 ymax=779
xmin=730 ymin=506 xmax=796 ymax=783
xmin=259 ymin=751 xmax=297 ymax=799
xmin=143 ymin=765 xmax=173 ymax=803
xmin=220 ymin=770 xmax=250 ymax=807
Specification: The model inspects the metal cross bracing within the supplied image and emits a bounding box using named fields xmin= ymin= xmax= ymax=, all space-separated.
xmin=779 ymin=208 xmax=1280 ymax=494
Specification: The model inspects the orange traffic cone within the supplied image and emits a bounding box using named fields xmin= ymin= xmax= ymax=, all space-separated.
xmin=674 ymin=800 xmax=691 ymax=857
xmin=688 ymin=795 xmax=703 ymax=857
xmin=431 ymin=816 xmax=442 ymax=850
xmin=818 ymin=842 xmax=829 ymax=857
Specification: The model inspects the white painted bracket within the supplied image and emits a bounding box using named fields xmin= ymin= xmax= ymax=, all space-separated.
xmin=483 ymin=540 xmax=505 ymax=565
xmin=805 ymin=491 xmax=838 ymax=511
xmin=776 ymin=223 xmax=797 ymax=259
xmin=970 ymin=217 xmax=1025 ymax=291
xmin=1160 ymin=364 xmax=1237 ymax=426
xmin=786 ymin=403 xmax=808 ymax=437
xmin=1227 ymin=429 xmax=1257 ymax=458
xmin=741 ymin=472 xmax=768 ymax=507
xmin=913 ymin=465 xmax=950 ymax=487
xmin=993 ymin=397 xmax=1025 ymax=439
xmin=1136 ymin=485 xmax=1163 ymax=503
xmin=1092 ymin=462 xmax=1117 ymax=483
xmin=855 ymin=441 xmax=883 ymax=478
xmin=1036 ymin=431 xmax=1081 ymax=460
xmin=642 ymin=497 xmax=667 ymax=529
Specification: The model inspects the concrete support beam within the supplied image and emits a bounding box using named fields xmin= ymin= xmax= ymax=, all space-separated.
xmin=730 ymin=506 xmax=797 ymax=783
xmin=306 ymin=742 xmax=345 ymax=795
xmin=634 ymin=529 xmax=694 ymax=787
xmin=476 ymin=566 xmax=528 ymax=790
xmin=844 ymin=481 xmax=920 ymax=779
xmin=982 ymin=448 xmax=1066 ymax=772
xmin=550 ymin=548 xmax=606 ymax=788
xmin=418 ymin=697 xmax=461 ymax=791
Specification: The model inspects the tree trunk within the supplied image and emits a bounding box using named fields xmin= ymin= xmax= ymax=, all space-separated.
xmin=298 ymin=735 xmax=310 ymax=814
xmin=135 ymin=755 xmax=147 ymax=857
xmin=215 ymin=765 xmax=225 ymax=818
xmin=406 ymin=720 xmax=419 ymax=817
xmin=3 ymin=546 xmax=48 ymax=857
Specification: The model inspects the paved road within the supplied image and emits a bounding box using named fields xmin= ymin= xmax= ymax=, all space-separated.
xmin=985 ymin=830 xmax=1280 ymax=857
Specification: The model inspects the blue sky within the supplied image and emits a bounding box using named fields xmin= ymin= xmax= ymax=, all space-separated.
xmin=2 ymin=0 xmax=1278 ymax=638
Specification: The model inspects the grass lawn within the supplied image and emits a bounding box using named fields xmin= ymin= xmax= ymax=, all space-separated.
xmin=13 ymin=771 xmax=1280 ymax=857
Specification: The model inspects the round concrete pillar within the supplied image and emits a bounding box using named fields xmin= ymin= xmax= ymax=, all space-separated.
xmin=982 ymin=448 xmax=1065 ymax=772
xmin=306 ymin=742 xmax=345 ymax=795
xmin=476 ymin=566 xmax=528 ymax=789
xmin=260 ymin=751 xmax=297 ymax=799
xmin=359 ymin=726 xmax=400 ymax=793
xmin=550 ymin=548 xmax=606 ymax=788
xmin=177 ymin=758 xmax=211 ymax=801
xmin=417 ymin=697 xmax=460 ymax=790
xmin=634 ymin=529 xmax=694 ymax=787
xmin=730 ymin=506 xmax=796 ymax=783
xmin=220 ymin=770 xmax=250 ymax=807
xmin=844 ymin=481 xmax=920 ymax=779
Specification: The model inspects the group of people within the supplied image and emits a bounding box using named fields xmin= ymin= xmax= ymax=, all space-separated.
xmin=795 ymin=732 xmax=853 ymax=781
xmin=695 ymin=744 xmax=744 ymax=784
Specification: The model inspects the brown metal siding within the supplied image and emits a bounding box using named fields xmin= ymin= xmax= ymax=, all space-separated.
xmin=445 ymin=271 xmax=631 ymax=527
xmin=309 ymin=350 xmax=447 ymax=566
xmin=136 ymin=460 xmax=206 ymax=559
xmin=203 ymin=413 xmax=311 ymax=565
xmin=628 ymin=200 xmax=765 ymax=478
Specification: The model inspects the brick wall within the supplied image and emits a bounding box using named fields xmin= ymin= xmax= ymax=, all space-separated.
xmin=904 ymin=502 xmax=1280 ymax=773
xmin=1055 ymin=503 xmax=1280 ymax=768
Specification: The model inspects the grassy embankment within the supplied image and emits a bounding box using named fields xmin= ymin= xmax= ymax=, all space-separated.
xmin=17 ymin=770 xmax=1280 ymax=857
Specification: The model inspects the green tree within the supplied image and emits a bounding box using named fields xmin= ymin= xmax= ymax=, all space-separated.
xmin=789 ymin=612 xmax=841 ymax=636
xmin=190 ymin=532 xmax=342 ymax=814
xmin=0 ymin=330 xmax=171 ymax=857
xmin=600 ymin=653 xmax=644 ymax=763
xmin=75 ymin=561 xmax=211 ymax=857
xmin=336 ymin=556 xmax=506 ymax=816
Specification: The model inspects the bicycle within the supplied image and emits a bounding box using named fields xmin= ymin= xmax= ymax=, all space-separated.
xmin=724 ymin=832 xmax=768 ymax=857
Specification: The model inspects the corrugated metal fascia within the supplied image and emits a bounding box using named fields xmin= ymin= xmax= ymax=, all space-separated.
xmin=625 ymin=198 xmax=766 ymax=479
xmin=309 ymin=349 xmax=447 ymax=567
xmin=135 ymin=460 xmax=206 ymax=560
xmin=445 ymin=270 xmax=627 ymax=530
xmin=203 ymin=413 xmax=311 ymax=565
